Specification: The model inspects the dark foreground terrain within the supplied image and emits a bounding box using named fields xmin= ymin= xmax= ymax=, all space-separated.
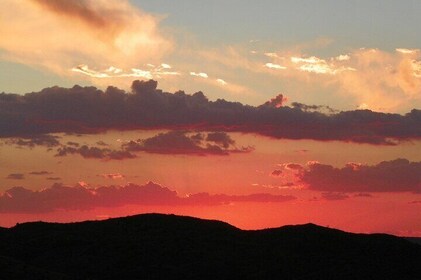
xmin=0 ymin=214 xmax=420 ymax=280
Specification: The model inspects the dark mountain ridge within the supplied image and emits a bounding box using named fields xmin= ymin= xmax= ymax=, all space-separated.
xmin=0 ymin=213 xmax=420 ymax=279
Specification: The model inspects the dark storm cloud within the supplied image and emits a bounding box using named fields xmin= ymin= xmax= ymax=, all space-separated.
xmin=1 ymin=80 xmax=420 ymax=145
xmin=0 ymin=182 xmax=296 ymax=213
xmin=298 ymin=159 xmax=421 ymax=193
xmin=122 ymin=131 xmax=252 ymax=156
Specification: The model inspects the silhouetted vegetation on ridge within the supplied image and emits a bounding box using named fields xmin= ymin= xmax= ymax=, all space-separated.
xmin=0 ymin=213 xmax=420 ymax=279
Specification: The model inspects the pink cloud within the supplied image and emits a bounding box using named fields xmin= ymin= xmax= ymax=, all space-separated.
xmin=0 ymin=182 xmax=296 ymax=213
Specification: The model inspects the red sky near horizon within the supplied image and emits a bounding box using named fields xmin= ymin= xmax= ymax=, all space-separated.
xmin=0 ymin=0 xmax=420 ymax=236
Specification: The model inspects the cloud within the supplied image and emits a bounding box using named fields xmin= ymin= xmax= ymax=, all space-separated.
xmin=321 ymin=192 xmax=349 ymax=201
xmin=297 ymin=159 xmax=421 ymax=193
xmin=72 ymin=64 xmax=180 ymax=80
xmin=336 ymin=48 xmax=421 ymax=111
xmin=56 ymin=145 xmax=136 ymax=160
xmin=264 ymin=63 xmax=286 ymax=70
xmin=409 ymin=200 xmax=421 ymax=204
xmin=0 ymin=0 xmax=172 ymax=75
xmin=284 ymin=163 xmax=304 ymax=171
xmin=190 ymin=72 xmax=209 ymax=79
xmin=396 ymin=48 xmax=419 ymax=55
xmin=6 ymin=173 xmax=25 ymax=180
xmin=290 ymin=102 xmax=336 ymax=114
xmin=214 ymin=46 xmax=420 ymax=112
xmin=96 ymin=141 xmax=108 ymax=146
xmin=29 ymin=171 xmax=52 ymax=175
xmin=0 ymin=80 xmax=420 ymax=145
xmin=270 ymin=170 xmax=283 ymax=177
xmin=205 ymin=132 xmax=235 ymax=148
xmin=100 ymin=173 xmax=125 ymax=180
xmin=216 ymin=78 xmax=227 ymax=86
xmin=260 ymin=94 xmax=288 ymax=108
xmin=335 ymin=54 xmax=351 ymax=61
xmin=354 ymin=193 xmax=373 ymax=198
xmin=46 ymin=177 xmax=62 ymax=181
xmin=290 ymin=55 xmax=355 ymax=75
xmin=0 ymin=182 xmax=296 ymax=213
xmin=4 ymin=135 xmax=61 ymax=148
xmin=122 ymin=131 xmax=253 ymax=156
xmin=264 ymin=53 xmax=280 ymax=58
xmin=66 ymin=141 xmax=80 ymax=147
xmin=185 ymin=192 xmax=296 ymax=205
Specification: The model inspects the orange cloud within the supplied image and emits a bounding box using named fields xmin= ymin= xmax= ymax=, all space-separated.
xmin=338 ymin=48 xmax=421 ymax=111
xmin=0 ymin=0 xmax=172 ymax=75
xmin=259 ymin=48 xmax=421 ymax=111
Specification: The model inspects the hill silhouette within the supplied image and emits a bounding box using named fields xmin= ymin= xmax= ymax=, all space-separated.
xmin=0 ymin=213 xmax=420 ymax=279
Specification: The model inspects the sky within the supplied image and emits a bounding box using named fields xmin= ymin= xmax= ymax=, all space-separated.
xmin=0 ymin=0 xmax=420 ymax=236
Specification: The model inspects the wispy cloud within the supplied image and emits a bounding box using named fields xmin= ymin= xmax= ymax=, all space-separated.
xmin=190 ymin=72 xmax=209 ymax=79
xmin=264 ymin=63 xmax=287 ymax=70
xmin=72 ymin=64 xmax=180 ymax=79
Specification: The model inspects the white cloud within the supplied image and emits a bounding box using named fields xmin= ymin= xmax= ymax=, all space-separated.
xmin=291 ymin=56 xmax=324 ymax=64
xmin=264 ymin=63 xmax=286 ymax=70
xmin=72 ymin=64 xmax=179 ymax=80
xmin=160 ymin=63 xmax=172 ymax=69
xmin=335 ymin=54 xmax=351 ymax=61
xmin=216 ymin=78 xmax=227 ymax=85
xmin=105 ymin=66 xmax=123 ymax=74
xmin=190 ymin=72 xmax=209 ymax=78
xmin=396 ymin=48 xmax=419 ymax=55
xmin=264 ymin=52 xmax=279 ymax=58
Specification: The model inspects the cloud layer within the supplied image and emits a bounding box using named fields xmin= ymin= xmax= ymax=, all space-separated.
xmin=0 ymin=182 xmax=295 ymax=213
xmin=1 ymin=80 xmax=420 ymax=145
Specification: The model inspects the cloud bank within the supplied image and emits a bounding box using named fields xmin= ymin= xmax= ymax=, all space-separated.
xmin=282 ymin=159 xmax=421 ymax=193
xmin=0 ymin=80 xmax=420 ymax=145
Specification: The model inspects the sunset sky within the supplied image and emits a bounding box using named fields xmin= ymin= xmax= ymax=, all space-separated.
xmin=0 ymin=0 xmax=420 ymax=236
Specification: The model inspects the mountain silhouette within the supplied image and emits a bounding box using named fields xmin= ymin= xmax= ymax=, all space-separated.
xmin=0 ymin=213 xmax=420 ymax=279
